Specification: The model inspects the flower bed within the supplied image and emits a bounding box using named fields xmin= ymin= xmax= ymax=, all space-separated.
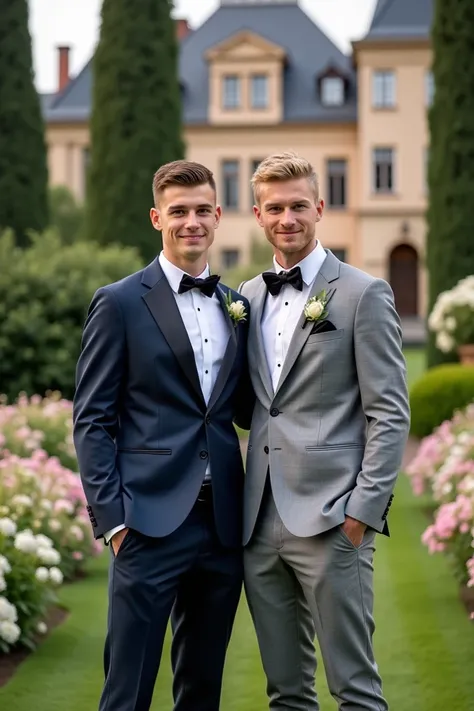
xmin=406 ymin=403 xmax=474 ymax=615
xmin=0 ymin=394 xmax=101 ymax=654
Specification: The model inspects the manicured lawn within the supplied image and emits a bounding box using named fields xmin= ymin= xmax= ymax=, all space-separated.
xmin=404 ymin=346 xmax=426 ymax=389
xmin=5 ymin=347 xmax=474 ymax=710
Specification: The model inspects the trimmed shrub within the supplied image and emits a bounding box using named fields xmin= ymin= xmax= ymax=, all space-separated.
xmin=0 ymin=229 xmax=143 ymax=401
xmin=409 ymin=364 xmax=474 ymax=438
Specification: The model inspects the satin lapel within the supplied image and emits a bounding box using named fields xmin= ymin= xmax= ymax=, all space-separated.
xmin=207 ymin=287 xmax=238 ymax=411
xmin=252 ymin=279 xmax=274 ymax=402
xmin=142 ymin=275 xmax=206 ymax=408
xmin=274 ymin=257 xmax=339 ymax=397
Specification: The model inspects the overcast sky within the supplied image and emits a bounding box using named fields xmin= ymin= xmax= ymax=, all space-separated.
xmin=29 ymin=0 xmax=377 ymax=93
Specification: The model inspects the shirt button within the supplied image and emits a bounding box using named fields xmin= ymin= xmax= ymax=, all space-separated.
xmin=205 ymin=370 xmax=209 ymax=374
xmin=285 ymin=302 xmax=289 ymax=306
xmin=205 ymin=339 xmax=208 ymax=343
xmin=200 ymin=450 xmax=208 ymax=460
xmin=264 ymin=446 xmax=269 ymax=454
xmin=277 ymin=363 xmax=281 ymax=368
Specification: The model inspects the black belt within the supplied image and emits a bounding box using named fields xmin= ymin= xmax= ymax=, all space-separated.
xmin=196 ymin=480 xmax=213 ymax=505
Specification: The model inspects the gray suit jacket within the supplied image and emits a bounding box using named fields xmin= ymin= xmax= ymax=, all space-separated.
xmin=239 ymin=249 xmax=410 ymax=545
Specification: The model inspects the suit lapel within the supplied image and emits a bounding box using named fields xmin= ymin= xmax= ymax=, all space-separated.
xmin=274 ymin=250 xmax=340 ymax=397
xmin=141 ymin=260 xmax=206 ymax=408
xmin=252 ymin=279 xmax=274 ymax=402
xmin=207 ymin=286 xmax=238 ymax=411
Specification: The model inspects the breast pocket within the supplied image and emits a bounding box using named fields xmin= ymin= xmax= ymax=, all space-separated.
xmin=306 ymin=328 xmax=344 ymax=346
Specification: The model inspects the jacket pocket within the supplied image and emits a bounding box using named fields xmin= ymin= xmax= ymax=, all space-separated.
xmin=305 ymin=443 xmax=364 ymax=452
xmin=117 ymin=448 xmax=172 ymax=455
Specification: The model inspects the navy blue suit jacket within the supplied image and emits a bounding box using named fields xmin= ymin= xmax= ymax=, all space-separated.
xmin=73 ymin=258 xmax=252 ymax=549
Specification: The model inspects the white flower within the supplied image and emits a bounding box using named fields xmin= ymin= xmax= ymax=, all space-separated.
xmin=0 ymin=555 xmax=11 ymax=575
xmin=228 ymin=300 xmax=246 ymax=319
xmin=305 ymin=300 xmax=324 ymax=320
xmin=0 ymin=596 xmax=18 ymax=622
xmin=37 ymin=547 xmax=61 ymax=566
xmin=14 ymin=530 xmax=38 ymax=554
xmin=49 ymin=567 xmax=63 ymax=585
xmin=0 ymin=620 xmax=21 ymax=645
xmin=35 ymin=567 xmax=50 ymax=582
xmin=436 ymin=331 xmax=455 ymax=353
xmin=0 ymin=577 xmax=6 ymax=593
xmin=40 ymin=499 xmax=53 ymax=511
xmin=0 ymin=506 xmax=10 ymax=516
xmin=49 ymin=519 xmax=62 ymax=532
xmin=36 ymin=621 xmax=48 ymax=635
xmin=35 ymin=534 xmax=54 ymax=549
xmin=0 ymin=518 xmax=17 ymax=537
xmin=445 ymin=316 xmax=456 ymax=332
xmin=12 ymin=494 xmax=33 ymax=508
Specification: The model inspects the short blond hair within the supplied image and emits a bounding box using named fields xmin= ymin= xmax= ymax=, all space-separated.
xmin=251 ymin=152 xmax=319 ymax=205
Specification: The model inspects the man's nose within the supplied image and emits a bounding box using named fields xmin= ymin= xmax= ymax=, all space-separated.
xmin=280 ymin=209 xmax=296 ymax=227
xmin=185 ymin=212 xmax=200 ymax=230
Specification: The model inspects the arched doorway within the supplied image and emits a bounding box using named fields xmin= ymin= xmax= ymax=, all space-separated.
xmin=389 ymin=244 xmax=418 ymax=317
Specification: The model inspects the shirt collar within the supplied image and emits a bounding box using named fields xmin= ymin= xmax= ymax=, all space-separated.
xmin=158 ymin=251 xmax=210 ymax=294
xmin=273 ymin=240 xmax=326 ymax=286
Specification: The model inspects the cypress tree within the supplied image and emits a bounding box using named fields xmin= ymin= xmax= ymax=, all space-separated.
xmin=0 ymin=0 xmax=49 ymax=246
xmin=426 ymin=0 xmax=474 ymax=366
xmin=86 ymin=0 xmax=184 ymax=261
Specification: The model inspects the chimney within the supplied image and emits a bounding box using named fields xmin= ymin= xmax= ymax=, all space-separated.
xmin=175 ymin=18 xmax=192 ymax=41
xmin=57 ymin=46 xmax=70 ymax=93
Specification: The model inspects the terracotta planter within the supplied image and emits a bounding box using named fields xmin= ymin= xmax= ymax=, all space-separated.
xmin=458 ymin=344 xmax=474 ymax=365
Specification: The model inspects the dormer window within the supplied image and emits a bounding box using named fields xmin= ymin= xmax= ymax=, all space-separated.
xmin=222 ymin=75 xmax=241 ymax=109
xmin=320 ymin=76 xmax=344 ymax=107
xmin=251 ymin=75 xmax=269 ymax=109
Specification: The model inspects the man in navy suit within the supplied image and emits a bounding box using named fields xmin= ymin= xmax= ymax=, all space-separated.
xmin=73 ymin=160 xmax=252 ymax=711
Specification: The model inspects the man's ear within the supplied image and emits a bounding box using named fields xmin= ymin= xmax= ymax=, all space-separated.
xmin=253 ymin=204 xmax=264 ymax=227
xmin=150 ymin=207 xmax=162 ymax=231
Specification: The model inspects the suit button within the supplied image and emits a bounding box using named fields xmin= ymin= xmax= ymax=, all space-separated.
xmin=200 ymin=450 xmax=208 ymax=460
xmin=264 ymin=446 xmax=269 ymax=454
xmin=270 ymin=408 xmax=279 ymax=417
xmin=205 ymin=416 xmax=211 ymax=425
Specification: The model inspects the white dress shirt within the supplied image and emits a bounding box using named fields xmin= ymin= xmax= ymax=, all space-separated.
xmin=262 ymin=241 xmax=327 ymax=392
xmin=105 ymin=252 xmax=230 ymax=543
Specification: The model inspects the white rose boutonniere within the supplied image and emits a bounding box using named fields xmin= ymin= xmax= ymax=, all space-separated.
xmin=225 ymin=292 xmax=247 ymax=325
xmin=303 ymin=289 xmax=328 ymax=325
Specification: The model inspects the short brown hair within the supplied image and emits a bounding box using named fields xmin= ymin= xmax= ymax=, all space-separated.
xmin=152 ymin=160 xmax=216 ymax=205
xmin=251 ymin=152 xmax=319 ymax=204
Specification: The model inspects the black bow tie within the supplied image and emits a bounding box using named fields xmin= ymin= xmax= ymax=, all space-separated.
xmin=178 ymin=273 xmax=221 ymax=297
xmin=262 ymin=266 xmax=303 ymax=296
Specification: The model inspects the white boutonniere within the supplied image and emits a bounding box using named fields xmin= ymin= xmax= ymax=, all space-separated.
xmin=303 ymin=289 xmax=329 ymax=324
xmin=225 ymin=292 xmax=247 ymax=325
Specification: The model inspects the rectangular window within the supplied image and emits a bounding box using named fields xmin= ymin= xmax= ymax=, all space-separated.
xmin=425 ymin=70 xmax=435 ymax=107
xmin=372 ymin=70 xmax=396 ymax=108
xmin=250 ymin=158 xmax=263 ymax=208
xmin=251 ymin=75 xmax=269 ymax=109
xmin=222 ymin=160 xmax=240 ymax=209
xmin=321 ymin=77 xmax=344 ymax=107
xmin=222 ymin=75 xmax=240 ymax=109
xmin=326 ymin=159 xmax=347 ymax=208
xmin=373 ymin=148 xmax=395 ymax=193
xmin=222 ymin=249 xmax=240 ymax=270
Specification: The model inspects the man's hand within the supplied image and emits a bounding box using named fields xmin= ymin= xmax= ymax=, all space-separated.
xmin=111 ymin=527 xmax=129 ymax=556
xmin=341 ymin=516 xmax=367 ymax=548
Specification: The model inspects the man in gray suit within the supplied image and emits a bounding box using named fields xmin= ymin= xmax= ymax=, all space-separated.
xmin=239 ymin=152 xmax=410 ymax=710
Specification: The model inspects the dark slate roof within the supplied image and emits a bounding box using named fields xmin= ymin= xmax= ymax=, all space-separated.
xmin=44 ymin=1 xmax=356 ymax=125
xmin=364 ymin=0 xmax=433 ymax=40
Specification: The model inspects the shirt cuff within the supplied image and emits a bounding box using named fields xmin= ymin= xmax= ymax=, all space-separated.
xmin=104 ymin=524 xmax=126 ymax=544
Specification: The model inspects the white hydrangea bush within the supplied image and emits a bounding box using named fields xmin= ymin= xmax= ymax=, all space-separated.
xmin=428 ymin=275 xmax=474 ymax=353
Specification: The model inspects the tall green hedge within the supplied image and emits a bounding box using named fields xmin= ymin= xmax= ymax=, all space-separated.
xmin=86 ymin=0 xmax=184 ymax=262
xmin=426 ymin=0 xmax=474 ymax=367
xmin=0 ymin=230 xmax=143 ymax=401
xmin=0 ymin=0 xmax=49 ymax=245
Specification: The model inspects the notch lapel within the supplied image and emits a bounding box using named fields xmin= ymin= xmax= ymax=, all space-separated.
xmin=142 ymin=261 xmax=205 ymax=408
xmin=207 ymin=287 xmax=238 ymax=411
xmin=252 ymin=279 xmax=274 ymax=402
xmin=274 ymin=250 xmax=340 ymax=397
